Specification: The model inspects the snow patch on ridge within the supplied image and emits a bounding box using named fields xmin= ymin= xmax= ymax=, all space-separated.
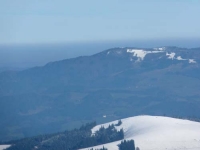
xmin=124 ymin=48 xmax=197 ymax=64
xmin=170 ymin=55 xmax=197 ymax=63
xmin=166 ymin=52 xmax=176 ymax=60
xmin=189 ymin=59 xmax=197 ymax=63
xmin=176 ymin=56 xmax=186 ymax=60
xmin=176 ymin=56 xmax=197 ymax=63
xmin=127 ymin=49 xmax=164 ymax=61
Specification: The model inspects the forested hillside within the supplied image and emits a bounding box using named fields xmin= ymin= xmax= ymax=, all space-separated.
xmin=6 ymin=121 xmax=124 ymax=150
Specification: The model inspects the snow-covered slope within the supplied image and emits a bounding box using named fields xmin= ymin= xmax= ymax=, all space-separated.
xmin=0 ymin=145 xmax=10 ymax=150
xmin=81 ymin=115 xmax=200 ymax=150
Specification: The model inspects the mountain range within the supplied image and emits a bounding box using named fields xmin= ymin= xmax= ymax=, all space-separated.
xmin=0 ymin=46 xmax=200 ymax=141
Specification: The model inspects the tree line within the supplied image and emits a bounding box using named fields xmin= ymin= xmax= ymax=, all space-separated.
xmin=6 ymin=121 xmax=124 ymax=150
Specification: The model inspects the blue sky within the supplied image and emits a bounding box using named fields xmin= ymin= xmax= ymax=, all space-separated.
xmin=0 ymin=0 xmax=200 ymax=44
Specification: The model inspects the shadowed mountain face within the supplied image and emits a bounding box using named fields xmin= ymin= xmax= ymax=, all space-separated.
xmin=0 ymin=46 xmax=200 ymax=141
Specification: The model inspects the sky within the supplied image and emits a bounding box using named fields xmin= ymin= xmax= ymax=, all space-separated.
xmin=0 ymin=0 xmax=200 ymax=45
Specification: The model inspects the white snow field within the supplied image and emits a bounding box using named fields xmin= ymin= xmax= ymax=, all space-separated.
xmin=127 ymin=49 xmax=164 ymax=61
xmin=126 ymin=48 xmax=197 ymax=63
xmin=0 ymin=145 xmax=11 ymax=150
xmin=80 ymin=115 xmax=200 ymax=150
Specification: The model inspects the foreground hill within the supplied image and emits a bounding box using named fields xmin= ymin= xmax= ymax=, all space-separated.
xmin=0 ymin=46 xmax=200 ymax=140
xmin=81 ymin=115 xmax=200 ymax=150
xmin=0 ymin=145 xmax=10 ymax=150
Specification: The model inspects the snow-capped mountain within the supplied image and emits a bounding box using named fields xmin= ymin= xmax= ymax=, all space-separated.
xmin=81 ymin=115 xmax=200 ymax=150
xmin=0 ymin=46 xmax=200 ymax=141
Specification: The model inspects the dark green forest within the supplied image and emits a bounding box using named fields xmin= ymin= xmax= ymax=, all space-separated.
xmin=89 ymin=146 xmax=108 ymax=150
xmin=89 ymin=139 xmax=136 ymax=150
xmin=6 ymin=121 xmax=124 ymax=150
xmin=118 ymin=140 xmax=135 ymax=150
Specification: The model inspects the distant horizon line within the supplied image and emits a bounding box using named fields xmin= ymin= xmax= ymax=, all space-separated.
xmin=1 ymin=37 xmax=200 ymax=47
